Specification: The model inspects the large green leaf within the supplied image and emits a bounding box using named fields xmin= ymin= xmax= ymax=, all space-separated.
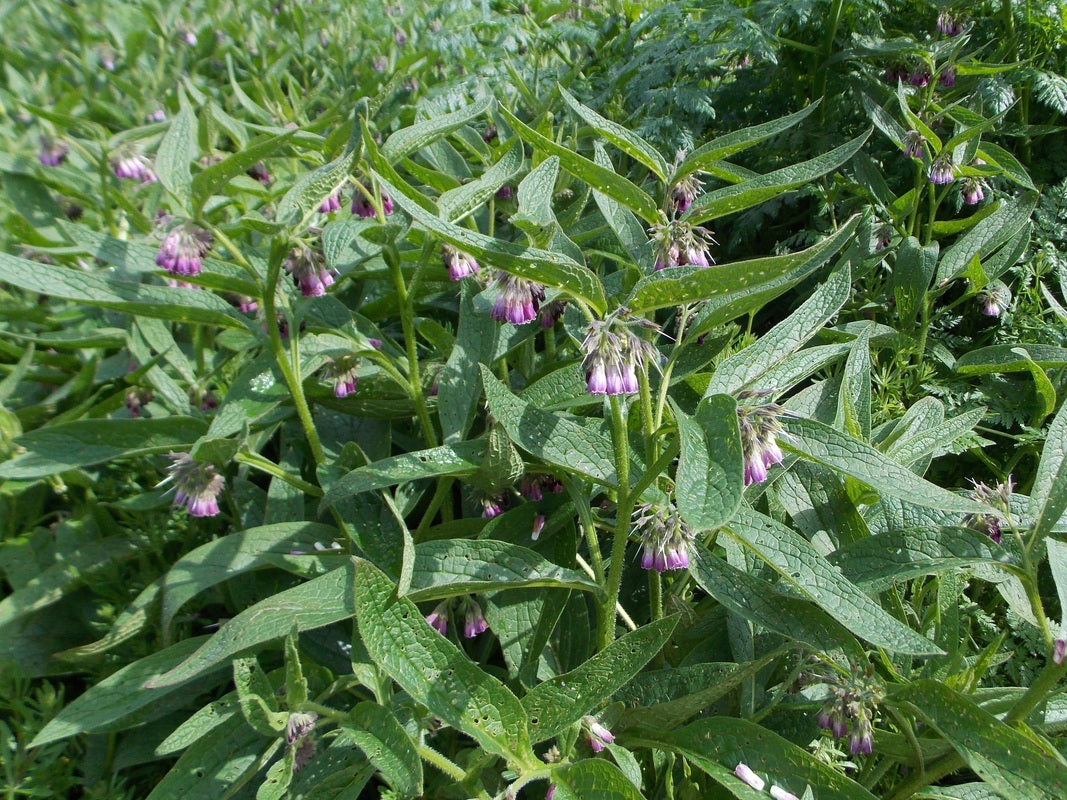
xmin=338 ymin=703 xmax=422 ymax=798
xmin=673 ymin=395 xmax=743 ymax=531
xmin=439 ymin=283 xmax=500 ymax=443
xmin=352 ymin=559 xmax=537 ymax=768
xmin=381 ymin=96 xmax=492 ymax=162
xmin=522 ymin=616 xmax=678 ymax=743
xmin=955 ymin=344 xmax=1067 ymax=375
xmin=156 ymin=106 xmax=197 ymax=200
xmin=438 ymin=138 xmax=523 ymax=223
xmin=145 ymin=714 xmax=264 ymax=800
xmin=893 ymin=237 xmax=938 ymax=328
xmin=553 ymin=759 xmax=647 ymax=800
xmin=935 ymin=191 xmax=1039 ymax=284
xmin=192 ymin=129 xmax=297 ymax=210
xmin=1029 ymin=400 xmax=1067 ymax=543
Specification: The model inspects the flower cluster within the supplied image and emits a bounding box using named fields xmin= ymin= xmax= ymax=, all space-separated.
xmin=318 ymin=190 xmax=342 ymax=214
xmin=632 ymin=501 xmax=694 ymax=572
xmin=322 ymin=355 xmax=360 ymax=398
xmin=284 ymin=246 xmax=336 ymax=297
xmin=976 ymin=280 xmax=1012 ymax=319
xmin=286 ymin=712 xmax=317 ymax=771
xmin=163 ymin=453 xmax=225 ymax=517
xmin=425 ymin=596 xmax=488 ymax=638
xmin=650 ymin=217 xmax=716 ymax=270
xmin=580 ymin=313 xmax=660 ymax=396
xmin=903 ymin=129 xmax=926 ymax=159
xmin=489 ymin=270 xmax=545 ymax=325
xmin=962 ymin=475 xmax=1012 ymax=543
xmin=442 ymin=244 xmax=479 ymax=281
xmin=815 ymin=666 xmax=882 ymax=756
xmin=668 ymin=172 xmax=703 ymax=214
xmin=156 ymin=224 xmax=213 ymax=277
xmin=351 ymin=187 xmax=394 ymax=218
xmin=929 ymin=153 xmax=955 ymax=185
xmin=937 ymin=10 xmax=965 ymax=36
xmin=38 ymin=136 xmax=68 ymax=167
xmin=581 ymin=716 xmax=614 ymax=753
xmin=738 ymin=400 xmax=787 ymax=485
xmin=111 ymin=148 xmax=157 ymax=183
xmin=960 ymin=176 xmax=988 ymax=205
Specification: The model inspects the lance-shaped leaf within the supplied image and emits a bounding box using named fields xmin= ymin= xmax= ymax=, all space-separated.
xmin=592 ymin=142 xmax=651 ymax=265
xmin=522 ymin=616 xmax=678 ymax=743
xmin=558 ymin=85 xmax=669 ymax=181
xmin=683 ymin=131 xmax=870 ymax=225
xmin=725 ymin=508 xmax=943 ymax=655
xmin=936 ymin=191 xmax=1039 ymax=284
xmin=406 ymin=538 xmax=601 ymax=601
xmin=338 ymin=703 xmax=422 ymax=798
xmin=553 ymin=759 xmax=647 ymax=800
xmin=144 ymin=714 xmax=264 ymax=800
xmin=438 ymin=138 xmax=524 ymax=222
xmin=955 ymin=344 xmax=1067 ymax=375
xmin=1029 ymin=400 xmax=1067 ymax=543
xmin=353 ymin=559 xmax=538 ymax=768
xmin=894 ymin=237 xmax=938 ymax=328
xmin=192 ymin=129 xmax=297 ymax=210
xmin=156 ymin=106 xmax=196 ymax=199
xmin=673 ymin=395 xmax=743 ymax=531
xmin=382 ymin=96 xmax=492 ymax=162
xmin=780 ymin=416 xmax=990 ymax=514
xmin=628 ymin=215 xmax=858 ymax=316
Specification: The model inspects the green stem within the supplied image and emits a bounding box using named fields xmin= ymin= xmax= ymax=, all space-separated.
xmin=600 ymin=396 xmax=633 ymax=651
xmin=210 ymin=226 xmax=263 ymax=284
xmin=386 ymin=247 xmax=437 ymax=448
xmin=415 ymin=477 xmax=454 ymax=540
xmin=235 ymin=451 xmax=324 ymax=496
xmin=416 ymin=744 xmax=470 ymax=785
xmin=649 ymin=570 xmax=662 ymax=621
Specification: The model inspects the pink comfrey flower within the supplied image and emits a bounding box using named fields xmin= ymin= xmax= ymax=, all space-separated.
xmin=247 ymin=162 xmax=271 ymax=185
xmin=668 ymin=172 xmax=703 ymax=215
xmin=463 ymin=599 xmax=488 ymax=638
xmin=323 ymin=356 xmax=360 ymax=398
xmin=903 ymin=129 xmax=926 ymax=159
xmin=351 ymin=187 xmax=393 ymax=218
xmin=164 ymin=453 xmax=225 ymax=517
xmin=960 ymin=176 xmax=987 ymax=205
xmin=937 ymin=11 xmax=964 ymax=36
xmin=733 ymin=763 xmax=764 ymax=791
xmin=962 ymin=475 xmax=1012 ymax=542
xmin=1054 ymin=639 xmax=1065 ymax=666
xmin=38 ymin=136 xmax=69 ymax=167
xmin=976 ymin=281 xmax=1012 ymax=319
xmin=490 ymin=271 xmax=545 ymax=325
xmin=771 ymin=785 xmax=801 ymax=800
xmin=650 ymin=217 xmax=716 ymax=270
xmin=426 ymin=601 xmax=449 ymax=635
xmin=939 ymin=65 xmax=957 ymax=88
xmin=284 ymin=247 xmax=336 ymax=297
xmin=539 ymin=299 xmax=567 ymax=328
xmin=531 ymin=514 xmax=546 ymax=540
xmin=633 ymin=501 xmax=694 ymax=572
xmin=582 ymin=716 xmax=614 ymax=753
xmin=580 ymin=313 xmax=661 ymax=396
xmin=318 ymin=191 xmax=342 ymax=214
xmin=442 ymin=244 xmax=479 ymax=280
xmin=738 ymin=401 xmax=788 ymax=485
xmin=929 ymin=153 xmax=955 ymax=185
xmin=156 ymin=224 xmax=212 ymax=277
xmin=111 ymin=148 xmax=158 ymax=183
xmin=285 ymin=712 xmax=318 ymax=745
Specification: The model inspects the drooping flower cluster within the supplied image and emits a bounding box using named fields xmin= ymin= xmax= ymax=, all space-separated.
xmin=580 ymin=313 xmax=660 ymax=396
xmin=322 ymin=355 xmax=360 ymax=398
xmin=284 ymin=246 xmax=337 ymax=297
xmin=939 ymin=65 xmax=957 ymax=88
xmin=903 ymin=129 xmax=926 ymax=159
xmin=937 ymin=10 xmax=964 ymax=36
xmin=738 ymin=400 xmax=787 ymax=485
xmin=961 ymin=475 xmax=1012 ymax=543
xmin=38 ymin=136 xmax=69 ymax=167
xmin=318 ymin=190 xmax=342 ymax=214
xmin=581 ymin=716 xmax=614 ymax=753
xmin=908 ymin=67 xmax=931 ymax=88
xmin=668 ymin=172 xmax=703 ymax=214
xmin=815 ymin=666 xmax=882 ymax=756
xmin=650 ymin=217 xmax=716 ymax=270
xmin=959 ymin=176 xmax=987 ymax=205
xmin=286 ymin=712 xmax=317 ymax=771
xmin=977 ymin=280 xmax=1012 ymax=319
xmin=632 ymin=501 xmax=695 ymax=572
xmin=351 ymin=187 xmax=394 ymax=218
xmin=929 ymin=153 xmax=955 ymax=185
xmin=163 ymin=453 xmax=225 ymax=517
xmin=156 ymin=224 xmax=213 ymax=277
xmin=111 ymin=147 xmax=158 ymax=183
xmin=479 ymin=492 xmax=507 ymax=518
xmin=539 ymin=299 xmax=567 ymax=329
xmin=521 ymin=474 xmax=563 ymax=502
xmin=441 ymin=243 xmax=479 ymax=281
xmin=489 ymin=270 xmax=545 ymax=325
xmin=425 ymin=596 xmax=488 ymax=638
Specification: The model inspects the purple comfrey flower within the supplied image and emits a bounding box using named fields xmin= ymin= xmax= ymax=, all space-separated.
xmin=285 ymin=712 xmax=318 ymax=745
xmin=1054 ymin=639 xmax=1065 ymax=666
xmin=164 ymin=453 xmax=225 ymax=517
xmin=178 ymin=26 xmax=198 ymax=46
xmin=738 ymin=402 xmax=788 ymax=485
xmin=521 ymin=475 xmax=543 ymax=501
xmin=38 ymin=136 xmax=69 ymax=167
xmin=146 ymin=108 xmax=167 ymax=123
xmin=111 ymin=148 xmax=158 ymax=183
xmin=482 ymin=125 xmax=498 ymax=143
xmin=874 ymin=224 xmax=893 ymax=252
xmin=98 ymin=46 xmax=116 ymax=71
xmin=582 ymin=716 xmax=614 ymax=753
xmin=815 ymin=665 xmax=882 ymax=755
xmin=929 ymin=153 xmax=955 ymax=185
xmin=540 ymin=299 xmax=567 ymax=328
xmin=372 ymin=55 xmax=387 ymax=72
xmin=231 ymin=294 xmax=258 ymax=313
xmin=937 ymin=10 xmax=964 ymax=36
xmin=284 ymin=247 xmax=337 ymax=297
xmin=247 ymin=162 xmax=271 ymax=185
xmin=125 ymin=388 xmax=152 ymax=418
xmin=318 ymin=190 xmax=342 ymax=214
xmin=442 ymin=243 xmax=479 ymax=280
xmin=351 ymin=187 xmax=393 ymax=218
xmin=903 ymin=129 xmax=926 ymax=159
xmin=480 ymin=493 xmax=507 ymax=518
xmin=668 ymin=172 xmax=703 ymax=215
xmin=770 ymin=786 xmax=801 ymax=800
xmin=650 ymin=217 xmax=716 ymax=270
xmin=293 ymin=737 xmax=315 ymax=770
xmin=531 ymin=514 xmax=546 ymax=540
xmin=463 ymin=599 xmax=488 ymax=638
xmin=939 ymin=65 xmax=957 ymax=88
xmin=733 ymin=763 xmax=765 ymax=791
xmin=960 ymin=176 xmax=987 ymax=205
xmin=393 ymin=28 xmax=408 ymax=46
xmin=908 ymin=67 xmax=931 ymax=88
xmin=323 ymin=356 xmax=360 ymax=398
xmin=490 ymin=271 xmax=545 ymax=325
xmin=976 ymin=280 xmax=1012 ymax=319
xmin=426 ymin=600 xmax=449 ymax=635
xmin=156 ymin=224 xmax=212 ymax=277
xmin=167 ymin=279 xmax=204 ymax=291
xmin=545 ymin=785 xmax=556 ymax=800
xmin=962 ymin=474 xmax=1012 ymax=542
xmin=633 ymin=501 xmax=694 ymax=572
xmin=496 ymin=184 xmax=512 ymax=201
xmin=580 ymin=313 xmax=661 ymax=396
xmin=883 ymin=64 xmax=908 ymax=84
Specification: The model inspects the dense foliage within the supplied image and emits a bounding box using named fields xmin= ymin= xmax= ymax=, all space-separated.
xmin=2 ymin=1 xmax=1067 ymax=799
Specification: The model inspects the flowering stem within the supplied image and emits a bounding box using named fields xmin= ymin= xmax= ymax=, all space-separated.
xmin=565 ymin=478 xmax=605 ymax=584
xmin=648 ymin=570 xmax=662 ymax=622
xmin=235 ymin=451 xmax=323 ymax=497
xmin=600 ymin=395 xmax=633 ymax=651
xmin=210 ymin=225 xmax=265 ymax=285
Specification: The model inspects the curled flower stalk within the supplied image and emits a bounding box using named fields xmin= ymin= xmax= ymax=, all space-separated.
xmin=632 ymin=501 xmax=694 ymax=571
xmin=162 ymin=453 xmax=225 ymax=517
xmin=111 ymin=146 xmax=158 ymax=183
xmin=814 ymin=665 xmax=883 ymax=756
xmin=441 ymin=243 xmax=479 ymax=281
xmin=284 ymin=247 xmax=337 ymax=297
xmin=489 ymin=270 xmax=545 ymax=325
xmin=38 ymin=136 xmax=69 ymax=167
xmin=156 ymin=223 xmax=213 ymax=277
xmin=580 ymin=311 xmax=661 ymax=396
xmin=961 ymin=475 xmax=1012 ymax=543
xmin=976 ymin=280 xmax=1011 ymax=319
xmin=649 ymin=215 xmax=716 ymax=270
xmin=929 ymin=153 xmax=955 ymax=185
xmin=322 ymin=355 xmax=360 ymax=398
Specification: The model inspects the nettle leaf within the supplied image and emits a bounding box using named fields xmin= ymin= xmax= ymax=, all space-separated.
xmin=829 ymin=527 xmax=1008 ymax=592
xmin=438 ymin=138 xmax=523 ymax=223
xmin=683 ymin=131 xmax=870 ymax=225
xmin=1029 ymin=401 xmax=1067 ymax=542
xmin=522 ymin=616 xmax=678 ymax=743
xmin=156 ymin=105 xmax=196 ymax=200
xmin=498 ymin=105 xmax=660 ymax=223
xmin=338 ymin=703 xmax=422 ymax=798
xmin=691 ymin=542 xmax=865 ymax=659
xmin=0 ymin=417 xmax=207 ymax=480
xmin=406 ymin=538 xmax=601 ymax=601
xmin=352 ymin=559 xmax=538 ymax=768
xmin=552 ymin=759 xmax=647 ymax=800
xmin=673 ymin=395 xmax=743 ymax=531
xmin=635 ymin=716 xmax=877 ymax=800
xmin=707 ymin=264 xmax=851 ymax=396
xmin=935 ymin=191 xmax=1039 ymax=285
xmin=558 ymin=84 xmax=669 ymax=181
xmin=628 ymin=215 xmax=859 ymax=316
xmin=674 ymin=102 xmax=820 ymax=182
xmin=725 ymin=508 xmax=942 ymax=655
xmin=319 ymin=440 xmax=486 ymax=511
xmin=382 ymin=96 xmax=492 ymax=162
xmin=151 ymin=564 xmax=356 ymax=688
xmin=893 ymin=680 xmax=1067 ymax=800
xmin=779 ymin=416 xmax=989 ymax=515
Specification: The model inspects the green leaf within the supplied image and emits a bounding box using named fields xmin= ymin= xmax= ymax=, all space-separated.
xmin=893 ymin=680 xmax=1067 ymax=800
xmin=1029 ymin=401 xmax=1067 ymax=544
xmin=0 ymin=252 xmax=247 ymax=329
xmin=977 ymin=142 xmax=1035 ymax=190
xmin=628 ymin=215 xmax=859 ymax=316
xmin=151 ymin=565 xmax=356 ymax=688
xmin=684 ymin=131 xmax=871 ymax=225
xmin=511 ymin=155 xmax=584 ymax=263
xmin=552 ymin=759 xmax=647 ymax=800
xmin=522 ymin=616 xmax=678 ymax=743
xmin=373 ymin=170 xmax=606 ymax=314
xmin=883 ymin=407 xmax=987 ymax=469
xmin=673 ymin=395 xmax=743 ymax=531
xmin=633 ymin=716 xmax=877 ymax=800
xmin=145 ymin=714 xmax=264 ymax=800
xmin=0 ymin=417 xmax=207 ymax=479
xmin=1013 ymin=347 xmax=1057 ymax=424
xmin=439 ymin=283 xmax=500 ymax=443
xmin=726 ymin=507 xmax=942 ymax=655
xmin=893 ymin=237 xmax=938 ymax=328
xmin=276 ymin=147 xmax=358 ymax=229
xmin=558 ymin=85 xmax=668 ymax=181
xmin=498 ymin=105 xmax=660 ymax=223
xmin=192 ymin=130 xmax=297 ymax=211
xmin=352 ymin=559 xmax=537 ymax=767
xmin=284 ymin=627 xmax=308 ymax=708
xmin=382 ymin=96 xmax=492 ymax=163
xmin=438 ymin=138 xmax=523 ymax=223
xmin=319 ymin=440 xmax=485 ymax=511
xmin=829 ymin=527 xmax=1007 ymax=592
xmin=30 ymin=636 xmax=218 ymax=747
xmin=406 ymin=538 xmax=601 ymax=601
xmin=156 ymin=694 xmax=239 ymax=756
xmin=955 ymin=344 xmax=1067 ymax=375
xmin=591 ymin=142 xmax=650 ymax=265
xmin=156 ymin=106 xmax=197 ymax=200
xmin=780 ymin=416 xmax=990 ymax=514
xmin=233 ymin=657 xmax=287 ymax=736
xmin=691 ymin=542 xmax=865 ymax=658
xmin=338 ymin=703 xmax=422 ymax=798
xmin=707 ymin=264 xmax=851 ymax=396
xmin=675 ymin=102 xmax=820 ymax=182
xmin=836 ymin=325 xmax=873 ymax=441
xmin=935 ymin=192 xmax=1039 ymax=285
